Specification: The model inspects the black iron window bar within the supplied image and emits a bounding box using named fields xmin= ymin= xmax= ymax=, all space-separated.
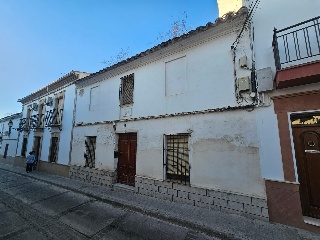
xmin=84 ymin=137 xmax=96 ymax=168
xmin=164 ymin=134 xmax=190 ymax=184
xmin=49 ymin=137 xmax=59 ymax=162
xmin=273 ymin=16 xmax=320 ymax=70
xmin=119 ymin=73 xmax=134 ymax=105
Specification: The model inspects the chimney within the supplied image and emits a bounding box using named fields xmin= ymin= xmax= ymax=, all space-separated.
xmin=217 ymin=0 xmax=243 ymax=17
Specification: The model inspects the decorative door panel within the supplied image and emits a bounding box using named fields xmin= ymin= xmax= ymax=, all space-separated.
xmin=292 ymin=124 xmax=320 ymax=219
xmin=117 ymin=133 xmax=137 ymax=186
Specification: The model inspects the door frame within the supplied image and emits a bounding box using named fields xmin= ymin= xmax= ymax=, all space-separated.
xmin=117 ymin=132 xmax=137 ymax=186
xmin=291 ymin=113 xmax=320 ymax=219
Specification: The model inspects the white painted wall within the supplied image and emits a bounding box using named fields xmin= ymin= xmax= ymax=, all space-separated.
xmin=72 ymin=17 xmax=270 ymax=197
xmin=255 ymin=104 xmax=284 ymax=181
xmin=73 ymin=109 xmax=266 ymax=198
xmin=71 ymin=124 xmax=116 ymax=170
xmin=16 ymin=84 xmax=76 ymax=165
xmin=245 ymin=0 xmax=320 ymax=181
xmin=248 ymin=0 xmax=320 ymax=72
xmin=75 ymin=30 xmax=253 ymax=124
xmin=0 ymin=116 xmax=21 ymax=157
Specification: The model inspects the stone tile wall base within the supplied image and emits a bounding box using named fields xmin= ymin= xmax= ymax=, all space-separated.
xmin=135 ymin=176 xmax=269 ymax=221
xmin=69 ymin=165 xmax=116 ymax=187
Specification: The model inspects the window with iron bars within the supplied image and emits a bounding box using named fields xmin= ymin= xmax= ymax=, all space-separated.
xmin=49 ymin=136 xmax=59 ymax=162
xmin=85 ymin=136 xmax=96 ymax=168
xmin=119 ymin=73 xmax=134 ymax=105
xmin=164 ymin=134 xmax=190 ymax=184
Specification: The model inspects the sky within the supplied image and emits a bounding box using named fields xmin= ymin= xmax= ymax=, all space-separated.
xmin=0 ymin=0 xmax=218 ymax=118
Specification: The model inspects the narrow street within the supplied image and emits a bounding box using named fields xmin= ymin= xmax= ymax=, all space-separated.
xmin=0 ymin=169 xmax=217 ymax=240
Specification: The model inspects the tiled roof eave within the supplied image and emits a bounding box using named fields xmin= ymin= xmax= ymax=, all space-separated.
xmin=18 ymin=71 xmax=86 ymax=104
xmin=0 ymin=112 xmax=22 ymax=122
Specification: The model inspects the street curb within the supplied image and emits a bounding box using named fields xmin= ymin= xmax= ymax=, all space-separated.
xmin=0 ymin=166 xmax=237 ymax=240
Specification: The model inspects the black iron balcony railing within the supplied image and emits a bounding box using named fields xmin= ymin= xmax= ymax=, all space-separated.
xmin=273 ymin=16 xmax=320 ymax=70
xmin=16 ymin=108 xmax=63 ymax=132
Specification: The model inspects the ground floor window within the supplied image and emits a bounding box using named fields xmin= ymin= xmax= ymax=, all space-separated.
xmin=164 ymin=134 xmax=190 ymax=184
xmin=49 ymin=135 xmax=59 ymax=163
xmin=21 ymin=137 xmax=28 ymax=157
xmin=85 ymin=136 xmax=96 ymax=168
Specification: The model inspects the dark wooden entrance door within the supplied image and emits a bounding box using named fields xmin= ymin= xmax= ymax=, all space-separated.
xmin=117 ymin=133 xmax=137 ymax=186
xmin=292 ymin=126 xmax=320 ymax=219
xmin=3 ymin=144 xmax=9 ymax=158
xmin=33 ymin=137 xmax=42 ymax=169
xmin=33 ymin=137 xmax=42 ymax=161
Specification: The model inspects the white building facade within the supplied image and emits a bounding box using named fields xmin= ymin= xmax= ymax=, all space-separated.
xmin=243 ymin=0 xmax=320 ymax=232
xmin=0 ymin=113 xmax=22 ymax=158
xmin=70 ymin=7 xmax=271 ymax=220
xmin=15 ymin=71 xmax=89 ymax=176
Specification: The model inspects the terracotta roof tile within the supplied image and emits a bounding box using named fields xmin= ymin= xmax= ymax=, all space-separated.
xmin=77 ymin=7 xmax=248 ymax=85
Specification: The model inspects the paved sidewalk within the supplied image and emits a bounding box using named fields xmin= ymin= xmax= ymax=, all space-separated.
xmin=0 ymin=163 xmax=319 ymax=240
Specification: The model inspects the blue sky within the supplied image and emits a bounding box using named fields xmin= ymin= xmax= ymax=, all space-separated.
xmin=0 ymin=0 xmax=218 ymax=118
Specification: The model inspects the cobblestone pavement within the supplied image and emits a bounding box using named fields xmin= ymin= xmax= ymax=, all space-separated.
xmin=1 ymin=162 xmax=320 ymax=240
xmin=0 ymin=170 xmax=218 ymax=239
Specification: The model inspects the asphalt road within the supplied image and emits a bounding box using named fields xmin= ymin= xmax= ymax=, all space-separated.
xmin=0 ymin=170 xmax=218 ymax=240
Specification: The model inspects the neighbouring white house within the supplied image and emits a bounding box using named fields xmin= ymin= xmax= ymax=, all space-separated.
xmin=245 ymin=0 xmax=320 ymax=232
xmin=69 ymin=6 xmax=272 ymax=221
xmin=0 ymin=113 xmax=22 ymax=159
xmin=15 ymin=71 xmax=90 ymax=176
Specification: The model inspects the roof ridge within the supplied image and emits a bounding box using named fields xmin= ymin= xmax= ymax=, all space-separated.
xmin=77 ymin=6 xmax=249 ymax=84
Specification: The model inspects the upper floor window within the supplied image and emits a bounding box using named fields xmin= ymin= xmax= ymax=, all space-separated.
xmin=89 ymin=86 xmax=100 ymax=111
xmin=165 ymin=56 xmax=187 ymax=96
xmin=37 ymin=100 xmax=46 ymax=128
xmin=52 ymin=91 xmax=65 ymax=125
xmin=26 ymin=105 xmax=32 ymax=129
xmin=120 ymin=73 xmax=134 ymax=106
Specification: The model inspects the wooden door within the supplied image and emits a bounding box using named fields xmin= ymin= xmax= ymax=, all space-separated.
xmin=292 ymin=126 xmax=320 ymax=219
xmin=117 ymin=133 xmax=137 ymax=186
xmin=3 ymin=144 xmax=9 ymax=158
xmin=33 ymin=137 xmax=42 ymax=161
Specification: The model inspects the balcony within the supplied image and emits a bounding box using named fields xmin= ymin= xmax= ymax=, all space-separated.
xmin=273 ymin=16 xmax=320 ymax=89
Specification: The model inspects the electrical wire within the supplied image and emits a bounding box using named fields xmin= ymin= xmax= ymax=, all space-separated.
xmin=231 ymin=0 xmax=261 ymax=50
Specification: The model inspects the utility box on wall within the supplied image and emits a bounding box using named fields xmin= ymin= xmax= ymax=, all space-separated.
xmin=256 ymin=67 xmax=274 ymax=92
xmin=237 ymin=76 xmax=251 ymax=92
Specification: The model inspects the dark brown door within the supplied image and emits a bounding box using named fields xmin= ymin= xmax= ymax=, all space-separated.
xmin=3 ymin=144 xmax=9 ymax=158
xmin=33 ymin=137 xmax=42 ymax=161
xmin=117 ymin=133 xmax=137 ymax=186
xmin=292 ymin=126 xmax=320 ymax=219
